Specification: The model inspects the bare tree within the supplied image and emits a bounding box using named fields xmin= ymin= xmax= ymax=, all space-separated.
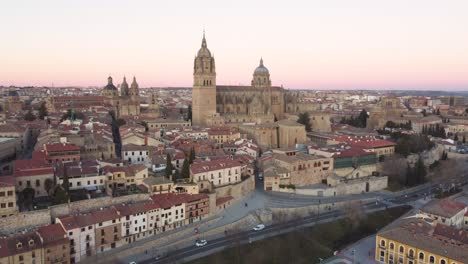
xmin=342 ymin=201 xmax=366 ymax=229
xmin=382 ymin=154 xmax=407 ymax=184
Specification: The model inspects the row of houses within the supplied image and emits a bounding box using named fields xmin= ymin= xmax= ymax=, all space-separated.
xmin=0 ymin=192 xmax=209 ymax=264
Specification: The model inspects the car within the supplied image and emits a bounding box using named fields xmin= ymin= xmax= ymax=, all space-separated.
xmin=195 ymin=239 xmax=208 ymax=247
xmin=253 ymin=224 xmax=265 ymax=231
xmin=129 ymin=262 xmax=137 ymax=264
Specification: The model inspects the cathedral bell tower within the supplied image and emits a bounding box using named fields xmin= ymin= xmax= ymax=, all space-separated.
xmin=192 ymin=32 xmax=217 ymax=126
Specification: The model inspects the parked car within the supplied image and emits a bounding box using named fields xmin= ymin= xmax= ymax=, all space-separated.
xmin=195 ymin=239 xmax=208 ymax=247
xmin=253 ymin=224 xmax=265 ymax=231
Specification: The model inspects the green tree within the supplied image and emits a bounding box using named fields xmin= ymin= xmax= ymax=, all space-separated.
xmin=24 ymin=110 xmax=36 ymax=121
xmin=297 ymin=112 xmax=311 ymax=132
xmin=53 ymin=186 xmax=69 ymax=205
xmin=38 ymin=102 xmax=48 ymax=120
xmin=165 ymin=153 xmax=173 ymax=178
xmin=189 ymin=147 xmax=196 ymax=164
xmin=187 ymin=104 xmax=192 ymax=121
xmin=44 ymin=178 xmax=54 ymax=196
xmin=140 ymin=121 xmax=149 ymax=132
xmin=414 ymin=156 xmax=426 ymax=184
xmin=115 ymin=118 xmax=126 ymax=127
xmin=181 ymin=158 xmax=190 ymax=179
xmin=357 ymin=109 xmax=369 ymax=128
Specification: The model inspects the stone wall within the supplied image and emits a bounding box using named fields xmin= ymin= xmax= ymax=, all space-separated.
xmin=0 ymin=210 xmax=51 ymax=235
xmin=214 ymin=175 xmax=255 ymax=202
xmin=50 ymin=193 xmax=151 ymax=218
xmin=407 ymin=144 xmax=444 ymax=167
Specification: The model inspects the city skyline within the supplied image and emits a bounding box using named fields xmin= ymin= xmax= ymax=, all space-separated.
xmin=1 ymin=0 xmax=468 ymax=90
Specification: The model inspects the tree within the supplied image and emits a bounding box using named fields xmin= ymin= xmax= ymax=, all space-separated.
xmin=189 ymin=147 xmax=195 ymax=164
xmin=357 ymin=109 xmax=369 ymax=128
xmin=414 ymin=156 xmax=427 ymax=185
xmin=140 ymin=121 xmax=149 ymax=132
xmin=297 ymin=112 xmax=311 ymax=132
xmin=436 ymin=108 xmax=441 ymax=115
xmin=181 ymin=158 xmax=190 ymax=179
xmin=115 ymin=118 xmax=126 ymax=127
xmin=187 ymin=104 xmax=192 ymax=121
xmin=454 ymin=133 xmax=459 ymax=142
xmin=44 ymin=178 xmax=54 ymax=196
xmin=24 ymin=110 xmax=36 ymax=121
xmin=165 ymin=153 xmax=173 ymax=178
xmin=421 ymin=109 xmax=427 ymax=117
xmin=38 ymin=102 xmax=48 ymax=120
xmin=62 ymin=173 xmax=70 ymax=193
xmin=463 ymin=135 xmax=466 ymax=144
xmin=22 ymin=187 xmax=35 ymax=210
xmin=405 ymin=164 xmax=415 ymax=186
xmin=53 ymin=186 xmax=69 ymax=205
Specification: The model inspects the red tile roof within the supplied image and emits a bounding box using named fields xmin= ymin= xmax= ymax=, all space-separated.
xmin=0 ymin=176 xmax=15 ymax=187
xmin=13 ymin=159 xmax=54 ymax=177
xmin=37 ymin=223 xmax=68 ymax=247
xmin=216 ymin=196 xmax=234 ymax=206
xmin=44 ymin=142 xmax=80 ymax=152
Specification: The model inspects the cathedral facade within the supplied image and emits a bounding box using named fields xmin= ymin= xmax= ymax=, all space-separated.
xmin=192 ymin=34 xmax=285 ymax=127
xmin=101 ymin=76 xmax=141 ymax=117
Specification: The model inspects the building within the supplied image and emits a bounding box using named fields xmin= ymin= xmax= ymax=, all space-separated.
xmin=419 ymin=198 xmax=467 ymax=229
xmin=121 ymin=144 xmax=150 ymax=165
xmin=13 ymin=159 xmax=54 ymax=197
xmin=271 ymin=152 xmax=333 ymax=186
xmin=308 ymin=144 xmax=378 ymax=178
xmin=56 ymin=214 xmax=96 ymax=263
xmin=239 ymin=121 xmax=307 ymax=150
xmin=191 ymin=33 xmax=285 ymax=127
xmin=190 ymin=159 xmax=242 ymax=189
xmin=37 ymin=224 xmax=70 ymax=264
xmin=91 ymin=208 xmax=123 ymax=253
xmin=0 ymin=176 xmax=17 ymax=217
xmin=41 ymin=143 xmax=81 ymax=164
xmin=376 ymin=219 xmax=468 ymax=264
xmin=146 ymin=119 xmax=191 ymax=130
xmin=115 ymin=203 xmax=148 ymax=243
xmin=56 ymin=160 xmax=106 ymax=192
xmin=101 ymin=76 xmax=140 ymax=118
xmin=0 ymin=232 xmax=43 ymax=264
xmin=207 ymin=127 xmax=240 ymax=147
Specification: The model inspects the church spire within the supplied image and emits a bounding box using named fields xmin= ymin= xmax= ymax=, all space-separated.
xmin=260 ymin=57 xmax=264 ymax=67
xmin=202 ymin=31 xmax=207 ymax=48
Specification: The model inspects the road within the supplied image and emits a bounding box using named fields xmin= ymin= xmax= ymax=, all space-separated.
xmin=117 ymin=174 xmax=468 ymax=264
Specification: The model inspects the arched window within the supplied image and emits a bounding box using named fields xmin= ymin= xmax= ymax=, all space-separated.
xmin=389 ymin=242 xmax=395 ymax=250
xmin=429 ymin=256 xmax=435 ymax=263
xmin=419 ymin=252 xmax=425 ymax=260
xmin=399 ymin=246 xmax=404 ymax=253
xmin=440 ymin=260 xmax=446 ymax=264
xmin=380 ymin=240 xmax=386 ymax=247
xmin=408 ymin=249 xmax=414 ymax=257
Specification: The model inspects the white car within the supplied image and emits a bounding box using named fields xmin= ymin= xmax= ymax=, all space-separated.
xmin=195 ymin=239 xmax=208 ymax=247
xmin=253 ymin=224 xmax=265 ymax=231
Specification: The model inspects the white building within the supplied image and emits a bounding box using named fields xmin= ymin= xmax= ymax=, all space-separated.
xmin=190 ymin=159 xmax=242 ymax=188
xmin=419 ymin=198 xmax=467 ymax=229
xmin=116 ymin=203 xmax=148 ymax=243
xmin=121 ymin=144 xmax=150 ymax=165
xmin=56 ymin=214 xmax=96 ymax=263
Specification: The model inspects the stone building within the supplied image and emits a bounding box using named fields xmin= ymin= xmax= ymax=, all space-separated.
xmin=2 ymin=90 xmax=23 ymax=114
xmin=0 ymin=176 xmax=17 ymax=217
xmin=101 ymin=76 xmax=140 ymax=118
xmin=367 ymin=96 xmax=406 ymax=129
xmin=191 ymin=33 xmax=285 ymax=127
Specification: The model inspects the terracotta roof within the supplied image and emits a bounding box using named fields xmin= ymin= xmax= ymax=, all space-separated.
xmin=44 ymin=142 xmax=80 ymax=152
xmin=37 ymin=223 xmax=68 ymax=247
xmin=421 ymin=198 xmax=466 ymax=218
xmin=0 ymin=175 xmax=15 ymax=187
xmin=13 ymin=159 xmax=54 ymax=177
xmin=0 ymin=232 xmax=42 ymax=258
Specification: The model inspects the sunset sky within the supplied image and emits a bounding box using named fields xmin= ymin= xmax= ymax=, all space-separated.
xmin=1 ymin=0 xmax=467 ymax=90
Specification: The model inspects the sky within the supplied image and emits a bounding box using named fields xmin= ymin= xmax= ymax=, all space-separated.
xmin=1 ymin=0 xmax=467 ymax=90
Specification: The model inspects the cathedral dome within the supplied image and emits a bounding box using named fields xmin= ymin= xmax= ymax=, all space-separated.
xmin=254 ymin=58 xmax=269 ymax=75
xmin=104 ymin=76 xmax=117 ymax=91
xmin=197 ymin=33 xmax=212 ymax=58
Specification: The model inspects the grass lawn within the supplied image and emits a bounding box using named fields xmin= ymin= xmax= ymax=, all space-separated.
xmin=188 ymin=206 xmax=410 ymax=264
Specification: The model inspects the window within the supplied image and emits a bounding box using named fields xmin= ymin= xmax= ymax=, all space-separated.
xmin=419 ymin=252 xmax=425 ymax=260
xmin=440 ymin=260 xmax=446 ymax=264
xmin=389 ymin=242 xmax=395 ymax=250
xmin=429 ymin=256 xmax=435 ymax=263
xmin=399 ymin=246 xmax=404 ymax=253
xmin=380 ymin=240 xmax=386 ymax=247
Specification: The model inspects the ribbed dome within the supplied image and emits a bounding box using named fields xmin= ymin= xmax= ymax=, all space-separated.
xmin=254 ymin=58 xmax=269 ymax=75
xmin=197 ymin=33 xmax=212 ymax=57
xmin=104 ymin=76 xmax=117 ymax=90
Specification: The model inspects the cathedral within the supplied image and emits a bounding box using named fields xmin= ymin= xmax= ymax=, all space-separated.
xmin=101 ymin=76 xmax=141 ymax=117
xmin=192 ymin=33 xmax=286 ymax=127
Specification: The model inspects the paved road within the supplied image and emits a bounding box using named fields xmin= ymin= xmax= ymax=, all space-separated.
xmin=117 ymin=175 xmax=468 ymax=264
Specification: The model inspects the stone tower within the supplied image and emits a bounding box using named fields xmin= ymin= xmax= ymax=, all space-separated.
xmin=130 ymin=76 xmax=139 ymax=101
xmin=192 ymin=32 xmax=216 ymax=126
xmin=121 ymin=77 xmax=129 ymax=97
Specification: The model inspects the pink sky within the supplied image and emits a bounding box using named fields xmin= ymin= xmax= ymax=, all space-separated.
xmin=1 ymin=0 xmax=467 ymax=90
